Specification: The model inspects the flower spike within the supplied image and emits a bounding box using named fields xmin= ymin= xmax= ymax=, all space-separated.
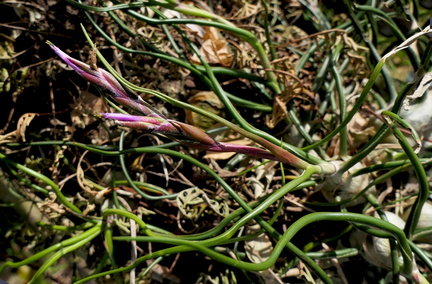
xmin=47 ymin=41 xmax=162 ymax=118
xmin=48 ymin=41 xmax=304 ymax=164
xmin=101 ymin=113 xmax=285 ymax=161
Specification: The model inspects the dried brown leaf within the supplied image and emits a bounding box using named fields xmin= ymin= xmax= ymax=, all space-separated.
xmin=76 ymin=151 xmax=99 ymax=196
xmin=185 ymin=90 xmax=224 ymax=130
xmin=190 ymin=27 xmax=234 ymax=67
xmin=0 ymin=131 xmax=17 ymax=144
xmin=16 ymin=112 xmax=37 ymax=142
xmin=70 ymin=91 xmax=106 ymax=129
xmin=245 ymin=223 xmax=283 ymax=284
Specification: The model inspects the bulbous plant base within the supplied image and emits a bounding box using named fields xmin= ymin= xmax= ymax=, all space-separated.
xmin=362 ymin=212 xmax=405 ymax=269
xmin=317 ymin=160 xmax=375 ymax=207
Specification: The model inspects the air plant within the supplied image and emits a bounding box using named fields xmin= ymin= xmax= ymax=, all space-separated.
xmin=47 ymin=41 xmax=323 ymax=169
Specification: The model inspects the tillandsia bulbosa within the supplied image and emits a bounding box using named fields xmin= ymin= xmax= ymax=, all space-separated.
xmin=47 ymin=41 xmax=299 ymax=163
